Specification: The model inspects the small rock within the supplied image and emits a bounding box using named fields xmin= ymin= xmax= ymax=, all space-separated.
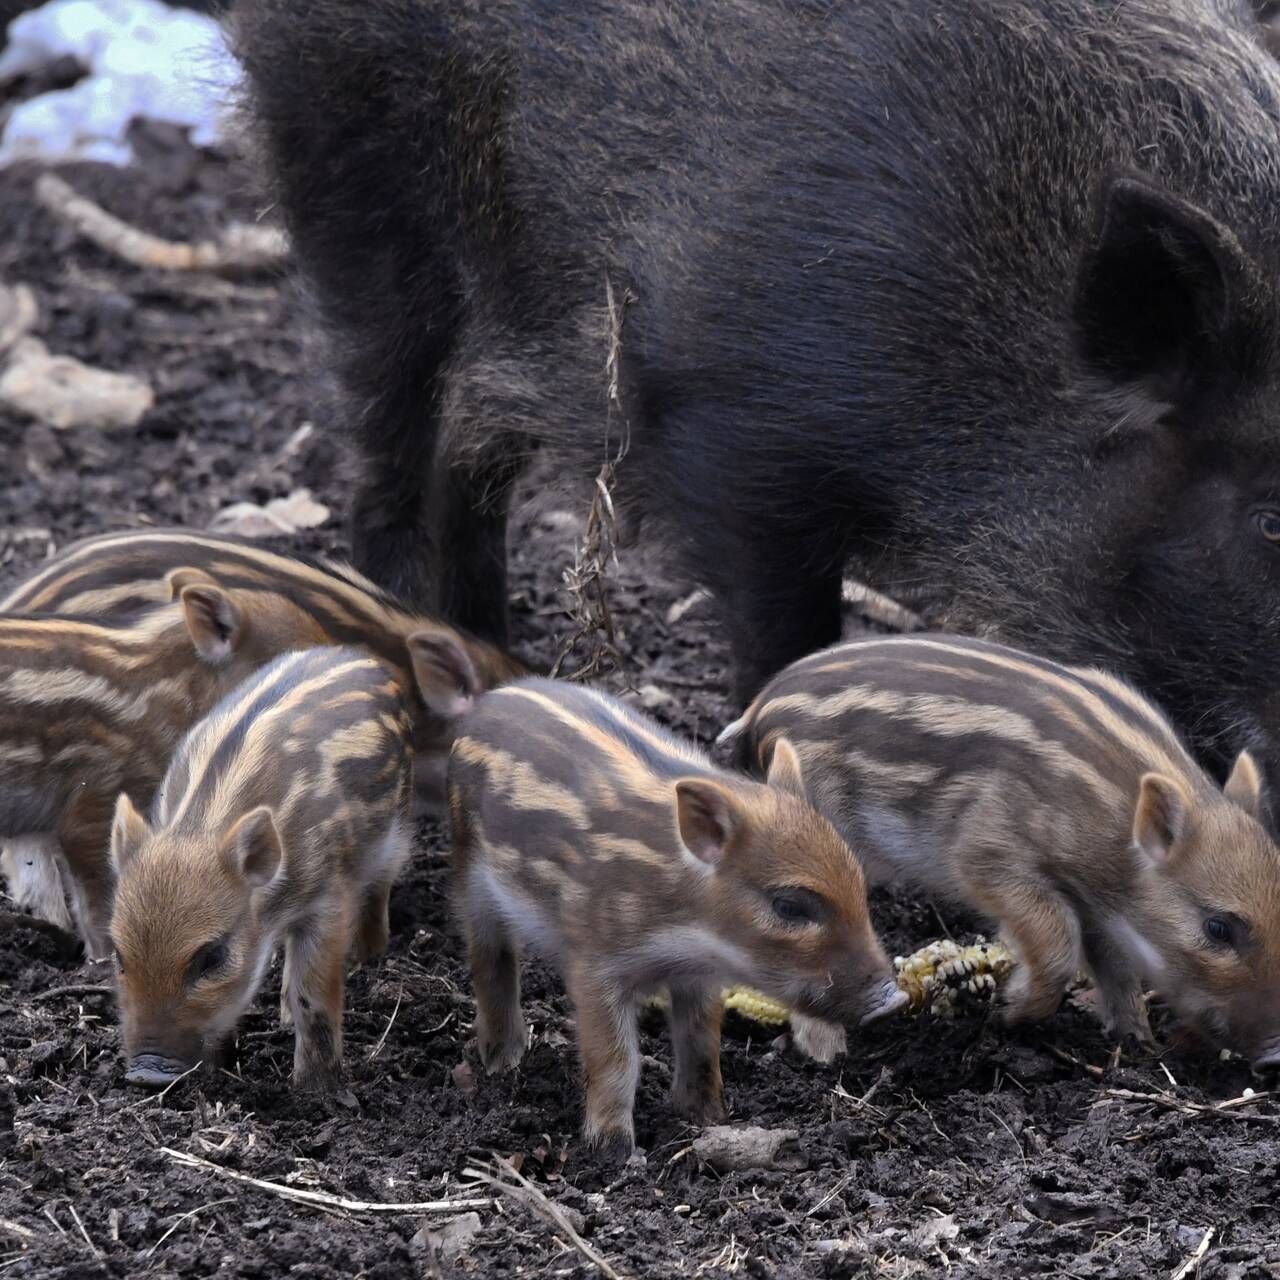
xmin=413 ymin=1211 xmax=482 ymax=1263
xmin=692 ymin=1125 xmax=808 ymax=1174
xmin=666 ymin=588 xmax=710 ymax=626
xmin=908 ymin=1213 xmax=959 ymax=1249
xmin=452 ymin=1061 xmax=477 ymax=1097
xmin=635 ymin=683 xmax=673 ymax=710
xmin=210 ymin=488 xmax=331 ymax=538
xmin=0 ymin=338 xmax=153 ymax=430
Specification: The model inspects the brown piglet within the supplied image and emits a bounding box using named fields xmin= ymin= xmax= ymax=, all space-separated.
xmin=0 ymin=577 xmax=330 ymax=956
xmin=447 ymin=678 xmax=905 ymax=1154
xmin=109 ymin=646 xmax=413 ymax=1090
xmin=1 ymin=530 xmax=525 ymax=938
xmin=723 ymin=634 xmax=1280 ymax=1065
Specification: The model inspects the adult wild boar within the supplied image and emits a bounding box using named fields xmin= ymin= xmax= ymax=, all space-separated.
xmin=235 ymin=0 xmax=1280 ymax=773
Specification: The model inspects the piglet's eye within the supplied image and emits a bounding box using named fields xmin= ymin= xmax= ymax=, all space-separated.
xmin=188 ymin=941 xmax=228 ymax=983
xmin=769 ymin=888 xmax=826 ymax=926
xmin=1203 ymin=915 xmax=1238 ymax=948
xmin=1255 ymin=511 xmax=1280 ymax=544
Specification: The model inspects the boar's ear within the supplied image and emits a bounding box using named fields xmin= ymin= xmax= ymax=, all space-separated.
xmin=765 ymin=738 xmax=806 ymax=798
xmin=110 ymin=793 xmax=151 ymax=874
xmin=180 ymin=584 xmax=245 ymax=663
xmin=220 ymin=806 xmax=283 ymax=890
xmin=1224 ymin=750 xmax=1267 ymax=822
xmin=406 ymin=627 xmax=478 ymax=719
xmin=1074 ymin=174 xmax=1259 ymax=400
xmin=675 ymin=778 xmax=742 ymax=868
xmin=1132 ymin=773 xmax=1191 ymax=868
xmin=164 ymin=566 xmax=217 ymax=599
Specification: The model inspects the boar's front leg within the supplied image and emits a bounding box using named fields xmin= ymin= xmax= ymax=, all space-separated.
xmin=668 ymin=985 xmax=726 ymax=1126
xmin=567 ymin=965 xmax=641 ymax=1156
xmin=286 ymin=904 xmax=352 ymax=1089
xmin=720 ymin=538 xmax=844 ymax=705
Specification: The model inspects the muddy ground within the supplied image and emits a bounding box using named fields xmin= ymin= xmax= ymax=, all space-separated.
xmin=0 ymin=127 xmax=1278 ymax=1280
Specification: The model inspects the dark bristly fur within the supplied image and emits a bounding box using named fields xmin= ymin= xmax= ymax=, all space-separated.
xmin=725 ymin=635 xmax=1280 ymax=1064
xmin=234 ymin=0 xmax=1280 ymax=776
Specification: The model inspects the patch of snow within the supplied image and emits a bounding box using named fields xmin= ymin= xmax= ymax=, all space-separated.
xmin=0 ymin=0 xmax=240 ymax=167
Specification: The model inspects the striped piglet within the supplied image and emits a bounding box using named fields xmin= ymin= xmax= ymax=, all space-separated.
xmin=447 ymin=678 xmax=905 ymax=1154
xmin=109 ymin=647 xmax=413 ymax=1090
xmin=722 ymin=635 xmax=1280 ymax=1065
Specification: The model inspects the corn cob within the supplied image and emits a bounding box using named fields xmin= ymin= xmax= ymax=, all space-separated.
xmin=720 ymin=936 xmax=1016 ymax=1029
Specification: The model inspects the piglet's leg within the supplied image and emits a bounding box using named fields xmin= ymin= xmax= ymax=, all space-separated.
xmin=1081 ymin=933 xmax=1153 ymax=1047
xmin=352 ymin=879 xmax=393 ymax=964
xmin=286 ymin=903 xmax=352 ymax=1090
xmin=790 ymin=1014 xmax=848 ymax=1064
xmin=972 ymin=879 xmax=1081 ymax=1024
xmin=669 ymin=986 xmax=726 ymax=1126
xmin=468 ymin=914 xmax=526 ymax=1074
xmin=279 ymin=938 xmax=294 ymax=1029
xmin=568 ymin=968 xmax=640 ymax=1155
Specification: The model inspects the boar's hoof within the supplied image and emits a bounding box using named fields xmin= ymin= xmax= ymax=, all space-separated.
xmin=859 ymin=985 xmax=910 ymax=1026
xmin=125 ymin=1054 xmax=192 ymax=1087
xmin=478 ymin=1031 xmax=527 ymax=1076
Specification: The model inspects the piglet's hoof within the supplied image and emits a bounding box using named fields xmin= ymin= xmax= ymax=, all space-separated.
xmin=586 ymin=1129 xmax=638 ymax=1167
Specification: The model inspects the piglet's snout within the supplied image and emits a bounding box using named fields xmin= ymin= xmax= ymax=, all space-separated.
xmin=125 ymin=1053 xmax=194 ymax=1088
xmin=859 ymin=979 xmax=909 ymax=1026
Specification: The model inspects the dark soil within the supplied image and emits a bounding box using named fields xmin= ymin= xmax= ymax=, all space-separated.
xmin=1 ymin=133 xmax=1278 ymax=1280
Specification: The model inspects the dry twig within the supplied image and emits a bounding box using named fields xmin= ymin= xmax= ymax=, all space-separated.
xmin=550 ymin=278 xmax=633 ymax=683
xmin=162 ymin=1148 xmax=493 ymax=1215
xmin=36 ymin=175 xmax=288 ymax=277
xmin=464 ymin=1158 xmax=625 ymax=1279
xmin=1102 ymin=1087 xmax=1278 ymax=1124
xmin=31 ymin=984 xmax=112 ymax=1004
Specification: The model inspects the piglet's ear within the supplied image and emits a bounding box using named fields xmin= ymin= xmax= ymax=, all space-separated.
xmin=220 ymin=806 xmax=283 ymax=890
xmin=110 ymin=793 xmax=151 ymax=875
xmin=675 ymin=779 xmax=741 ymax=868
xmin=164 ymin=566 xmax=217 ymax=599
xmin=1133 ymin=773 xmax=1191 ymax=869
xmin=406 ymin=628 xmax=478 ymax=719
xmin=180 ymin=584 xmax=244 ymax=663
xmin=1074 ymin=174 xmax=1259 ymax=401
xmin=1224 ymin=750 xmax=1267 ymax=821
xmin=765 ymin=738 xmax=807 ymax=798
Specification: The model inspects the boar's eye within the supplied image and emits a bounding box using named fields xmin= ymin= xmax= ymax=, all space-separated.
xmin=769 ymin=888 xmax=827 ymax=926
xmin=188 ymin=940 xmax=229 ymax=983
xmin=1203 ymin=914 xmax=1244 ymax=949
xmin=1254 ymin=510 xmax=1280 ymax=544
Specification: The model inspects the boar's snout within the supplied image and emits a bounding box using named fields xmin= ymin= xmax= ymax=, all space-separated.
xmin=125 ymin=1053 xmax=194 ymax=1088
xmin=859 ymin=980 xmax=910 ymax=1026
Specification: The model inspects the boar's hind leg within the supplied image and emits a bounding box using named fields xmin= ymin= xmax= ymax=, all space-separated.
xmin=668 ymin=986 xmax=726 ymax=1126
xmin=568 ymin=965 xmax=641 ymax=1155
xmin=431 ymin=449 xmax=521 ymax=646
xmin=286 ymin=904 xmax=352 ymax=1089
xmin=973 ymin=879 xmax=1081 ymax=1025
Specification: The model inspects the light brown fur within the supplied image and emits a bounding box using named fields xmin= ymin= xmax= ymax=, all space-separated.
xmin=728 ymin=634 xmax=1280 ymax=1062
xmin=110 ymin=647 xmax=414 ymax=1090
xmin=0 ymin=582 xmax=329 ymax=955
xmin=445 ymin=678 xmax=905 ymax=1153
